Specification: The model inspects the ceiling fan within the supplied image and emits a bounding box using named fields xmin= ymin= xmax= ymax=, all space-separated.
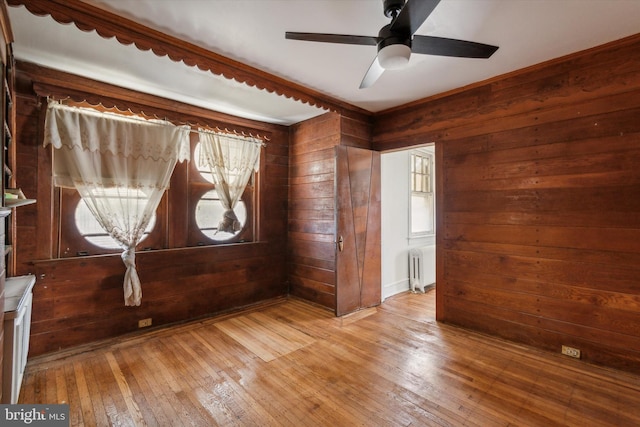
xmin=285 ymin=0 xmax=499 ymax=89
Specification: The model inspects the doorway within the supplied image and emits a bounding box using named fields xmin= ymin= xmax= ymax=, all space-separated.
xmin=380 ymin=144 xmax=436 ymax=301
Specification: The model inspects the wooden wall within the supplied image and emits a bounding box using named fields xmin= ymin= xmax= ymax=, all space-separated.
xmin=9 ymin=2 xmax=639 ymax=374
xmin=14 ymin=66 xmax=291 ymax=356
xmin=288 ymin=113 xmax=340 ymax=309
xmin=373 ymin=33 xmax=640 ymax=373
xmin=288 ymin=112 xmax=373 ymax=311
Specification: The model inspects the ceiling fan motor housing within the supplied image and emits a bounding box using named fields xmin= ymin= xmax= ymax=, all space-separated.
xmin=377 ymin=24 xmax=411 ymax=69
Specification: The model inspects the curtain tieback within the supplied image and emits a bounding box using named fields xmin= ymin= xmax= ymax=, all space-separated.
xmin=121 ymin=248 xmax=136 ymax=268
xmin=122 ymin=247 xmax=142 ymax=306
xmin=217 ymin=209 xmax=242 ymax=234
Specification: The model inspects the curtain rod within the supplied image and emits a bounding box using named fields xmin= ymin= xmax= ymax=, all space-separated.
xmin=49 ymin=99 xmax=269 ymax=141
xmin=196 ymin=127 xmax=265 ymax=145
xmin=47 ymin=100 xmax=185 ymax=129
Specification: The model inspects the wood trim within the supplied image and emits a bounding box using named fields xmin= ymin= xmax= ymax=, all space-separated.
xmin=34 ymin=96 xmax=53 ymax=260
xmin=0 ymin=1 xmax=13 ymax=57
xmin=434 ymin=141 xmax=445 ymax=321
xmin=7 ymin=0 xmax=371 ymax=121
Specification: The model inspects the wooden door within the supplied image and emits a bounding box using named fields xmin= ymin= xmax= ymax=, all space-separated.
xmin=335 ymin=146 xmax=381 ymax=316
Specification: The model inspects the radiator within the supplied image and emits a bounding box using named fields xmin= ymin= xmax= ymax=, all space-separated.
xmin=409 ymin=245 xmax=436 ymax=292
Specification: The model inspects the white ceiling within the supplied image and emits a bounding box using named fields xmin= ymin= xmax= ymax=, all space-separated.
xmin=8 ymin=0 xmax=640 ymax=125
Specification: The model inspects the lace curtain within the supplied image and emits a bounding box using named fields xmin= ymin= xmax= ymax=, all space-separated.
xmin=44 ymin=103 xmax=190 ymax=306
xmin=198 ymin=131 xmax=263 ymax=233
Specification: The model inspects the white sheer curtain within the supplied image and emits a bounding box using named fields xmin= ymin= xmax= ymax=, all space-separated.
xmin=197 ymin=130 xmax=263 ymax=234
xmin=44 ymin=103 xmax=190 ymax=306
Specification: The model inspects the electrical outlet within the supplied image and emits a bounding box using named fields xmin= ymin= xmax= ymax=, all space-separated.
xmin=561 ymin=345 xmax=581 ymax=359
xmin=138 ymin=318 xmax=152 ymax=328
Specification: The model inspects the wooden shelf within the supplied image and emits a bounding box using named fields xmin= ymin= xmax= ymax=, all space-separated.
xmin=4 ymin=199 xmax=36 ymax=208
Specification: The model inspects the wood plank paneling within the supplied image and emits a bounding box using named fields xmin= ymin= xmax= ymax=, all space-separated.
xmin=339 ymin=115 xmax=373 ymax=149
xmin=375 ymin=32 xmax=640 ymax=373
xmin=288 ymin=113 xmax=378 ymax=313
xmin=14 ymin=66 xmax=291 ymax=356
xmin=28 ymin=244 xmax=288 ymax=356
xmin=288 ymin=113 xmax=339 ymax=309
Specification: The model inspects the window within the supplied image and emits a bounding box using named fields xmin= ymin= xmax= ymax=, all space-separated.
xmin=186 ymin=139 xmax=255 ymax=246
xmin=55 ymin=123 xmax=259 ymax=257
xmin=410 ymin=149 xmax=435 ymax=237
xmin=193 ymin=140 xmax=215 ymax=184
xmin=58 ymin=188 xmax=166 ymax=257
xmin=74 ymin=188 xmax=157 ymax=250
xmin=195 ymin=189 xmax=247 ymax=241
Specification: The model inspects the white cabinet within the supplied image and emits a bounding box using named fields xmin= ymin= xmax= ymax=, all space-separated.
xmin=2 ymin=274 xmax=35 ymax=404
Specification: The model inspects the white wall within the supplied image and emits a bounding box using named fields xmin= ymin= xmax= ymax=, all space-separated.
xmin=381 ymin=147 xmax=435 ymax=300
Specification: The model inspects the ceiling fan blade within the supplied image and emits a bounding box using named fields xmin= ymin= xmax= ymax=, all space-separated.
xmin=285 ymin=32 xmax=378 ymax=46
xmin=412 ymin=35 xmax=499 ymax=58
xmin=359 ymin=57 xmax=385 ymax=89
xmin=390 ymin=0 xmax=441 ymax=35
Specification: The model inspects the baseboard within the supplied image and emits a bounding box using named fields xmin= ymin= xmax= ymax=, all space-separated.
xmin=382 ymin=279 xmax=410 ymax=300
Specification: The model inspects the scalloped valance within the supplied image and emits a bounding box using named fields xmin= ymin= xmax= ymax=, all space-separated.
xmin=7 ymin=0 xmax=367 ymax=117
xmin=44 ymin=102 xmax=191 ymax=188
xmin=31 ymin=79 xmax=273 ymax=141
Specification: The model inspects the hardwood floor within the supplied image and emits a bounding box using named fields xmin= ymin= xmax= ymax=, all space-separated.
xmin=19 ymin=290 xmax=640 ymax=426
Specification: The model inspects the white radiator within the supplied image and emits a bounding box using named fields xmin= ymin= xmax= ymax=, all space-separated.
xmin=409 ymin=245 xmax=436 ymax=292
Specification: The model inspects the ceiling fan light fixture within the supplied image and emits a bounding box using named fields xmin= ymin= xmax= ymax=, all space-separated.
xmin=377 ymin=43 xmax=411 ymax=70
